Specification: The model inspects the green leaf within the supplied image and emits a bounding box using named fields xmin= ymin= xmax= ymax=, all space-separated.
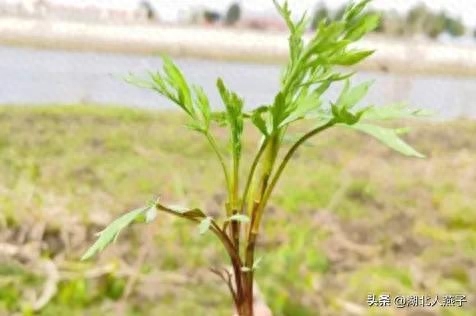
xmin=273 ymin=1 xmax=292 ymax=29
xmin=279 ymin=93 xmax=322 ymax=127
xmin=275 ymin=0 xmax=308 ymax=70
xmin=81 ymin=207 xmax=147 ymax=260
xmin=166 ymin=205 xmax=206 ymax=220
xmin=271 ymin=92 xmax=287 ymax=130
xmin=252 ymin=256 xmax=263 ymax=270
xmin=251 ymin=106 xmax=270 ymax=136
xmin=273 ymin=0 xmax=307 ymax=43
xmin=225 ymin=214 xmax=250 ymax=223
xmin=361 ymin=103 xmax=432 ymax=121
xmin=311 ymin=21 xmax=346 ymax=53
xmin=198 ymin=217 xmax=213 ymax=235
xmin=344 ymin=0 xmax=372 ymax=22
xmin=332 ymin=104 xmax=365 ymax=125
xmin=124 ymin=74 xmax=154 ymax=90
xmin=186 ymin=121 xmax=206 ymax=133
xmin=332 ymin=49 xmax=375 ymax=66
xmin=336 ymin=80 xmax=373 ymax=109
xmin=192 ymin=85 xmax=211 ymax=130
xmin=216 ymin=78 xmax=244 ymax=157
xmin=346 ymin=123 xmax=425 ymax=158
xmin=211 ymin=111 xmax=228 ymax=127
xmin=345 ymin=13 xmax=380 ymax=41
xmin=128 ymin=57 xmax=213 ymax=138
xmin=162 ymin=57 xmax=193 ymax=114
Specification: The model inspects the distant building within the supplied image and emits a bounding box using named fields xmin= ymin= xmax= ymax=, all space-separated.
xmin=237 ymin=16 xmax=286 ymax=31
xmin=0 ymin=0 xmax=157 ymax=23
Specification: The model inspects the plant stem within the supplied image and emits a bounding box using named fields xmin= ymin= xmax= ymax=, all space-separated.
xmin=243 ymin=199 xmax=260 ymax=316
xmin=158 ymin=202 xmax=246 ymax=309
xmin=241 ymin=137 xmax=269 ymax=213
xmin=240 ymin=120 xmax=336 ymax=315
xmin=210 ymin=267 xmax=238 ymax=307
xmin=252 ymin=134 xmax=280 ymax=232
xmin=230 ymin=154 xmax=240 ymax=244
xmin=241 ymin=135 xmax=280 ymax=315
xmin=254 ymin=120 xmax=336 ymax=233
xmin=155 ymin=202 xmax=242 ymax=275
xmin=209 ymin=220 xmax=244 ymax=307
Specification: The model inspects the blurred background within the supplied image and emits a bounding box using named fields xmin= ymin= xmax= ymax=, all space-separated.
xmin=0 ymin=1 xmax=475 ymax=315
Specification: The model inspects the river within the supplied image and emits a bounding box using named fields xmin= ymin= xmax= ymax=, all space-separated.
xmin=1 ymin=45 xmax=475 ymax=119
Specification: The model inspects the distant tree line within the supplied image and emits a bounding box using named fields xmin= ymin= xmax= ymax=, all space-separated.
xmin=194 ymin=2 xmax=241 ymax=25
xmin=190 ymin=2 xmax=475 ymax=39
xmin=312 ymin=2 xmax=468 ymax=39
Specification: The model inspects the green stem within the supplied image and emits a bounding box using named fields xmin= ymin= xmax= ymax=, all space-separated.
xmin=252 ymin=120 xmax=336 ymax=233
xmin=230 ymin=153 xmax=240 ymax=214
xmin=241 ymin=137 xmax=269 ymax=215
xmin=242 ymin=136 xmax=280 ymax=313
xmin=229 ymin=151 xmax=240 ymax=244
xmin=249 ymin=133 xmax=280 ymax=233
xmin=241 ymin=120 xmax=336 ymax=315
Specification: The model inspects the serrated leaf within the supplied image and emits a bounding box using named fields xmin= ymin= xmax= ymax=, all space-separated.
xmin=312 ymin=80 xmax=333 ymax=96
xmin=309 ymin=72 xmax=354 ymax=86
xmin=225 ymin=214 xmax=250 ymax=223
xmin=252 ymin=256 xmax=263 ymax=270
xmin=162 ymin=56 xmax=193 ymax=114
xmin=332 ymin=49 xmax=374 ymax=66
xmin=279 ymin=94 xmax=322 ymax=127
xmin=311 ymin=21 xmax=346 ymax=52
xmin=346 ymin=123 xmax=425 ymax=158
xmin=186 ymin=121 xmax=206 ymax=133
xmin=250 ymin=106 xmax=269 ymax=136
xmin=198 ymin=217 xmax=213 ymax=235
xmin=344 ymin=0 xmax=372 ymax=22
xmin=216 ymin=78 xmax=244 ymax=158
xmin=211 ymin=111 xmax=228 ymax=127
xmin=332 ymin=104 xmax=366 ymax=125
xmin=192 ymin=85 xmax=211 ymax=130
xmin=336 ymin=80 xmax=373 ymax=109
xmin=361 ymin=103 xmax=432 ymax=121
xmin=346 ymin=13 xmax=380 ymax=41
xmin=129 ymin=56 xmax=212 ymax=128
xmin=124 ymin=74 xmax=155 ymax=90
xmin=81 ymin=207 xmax=147 ymax=260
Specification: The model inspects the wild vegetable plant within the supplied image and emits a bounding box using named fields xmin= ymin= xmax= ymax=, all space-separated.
xmin=82 ymin=1 xmax=425 ymax=315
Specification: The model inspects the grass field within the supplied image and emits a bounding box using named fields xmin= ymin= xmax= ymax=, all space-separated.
xmin=0 ymin=105 xmax=475 ymax=316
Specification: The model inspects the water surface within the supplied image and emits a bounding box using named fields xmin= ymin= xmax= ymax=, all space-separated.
xmin=1 ymin=45 xmax=475 ymax=119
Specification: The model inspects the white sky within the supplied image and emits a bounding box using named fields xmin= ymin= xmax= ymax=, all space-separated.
xmin=11 ymin=0 xmax=476 ymax=27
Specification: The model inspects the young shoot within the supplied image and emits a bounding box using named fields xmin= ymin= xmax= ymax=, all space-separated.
xmin=82 ymin=1 xmax=425 ymax=315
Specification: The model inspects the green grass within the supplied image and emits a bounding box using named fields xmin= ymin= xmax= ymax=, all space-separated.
xmin=0 ymin=104 xmax=475 ymax=315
